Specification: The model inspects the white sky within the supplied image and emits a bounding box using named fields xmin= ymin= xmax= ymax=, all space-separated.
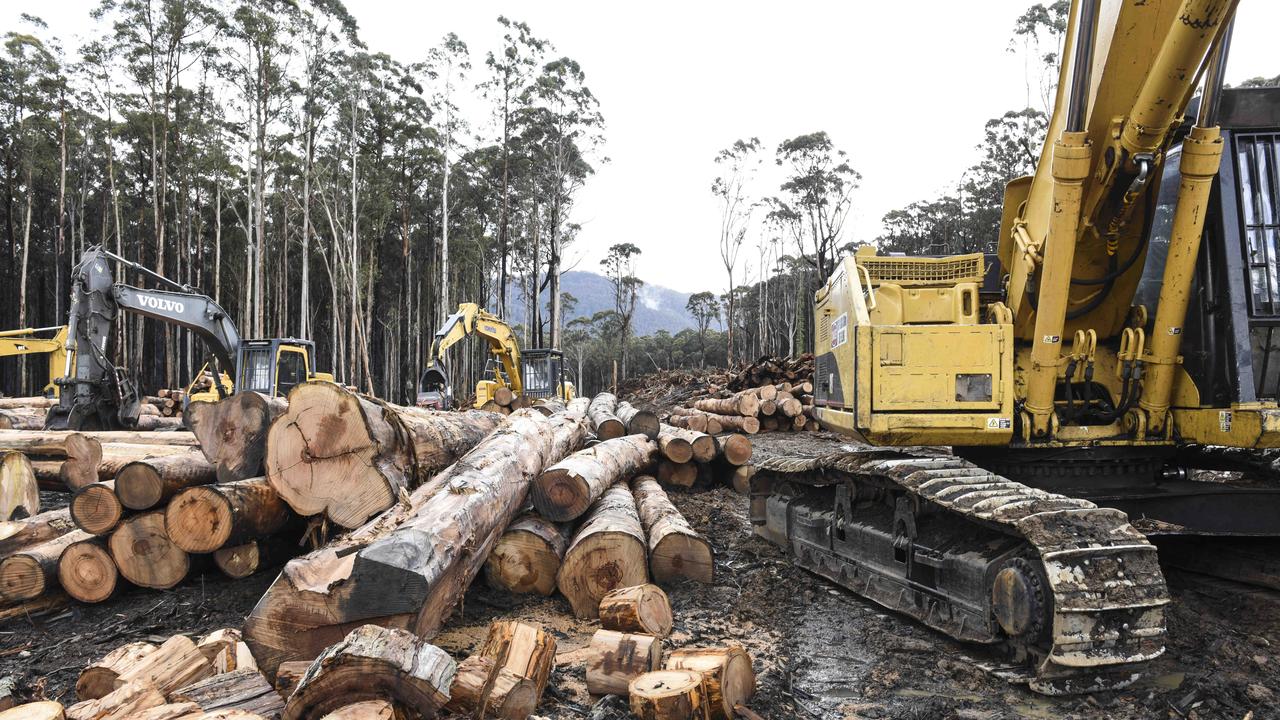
xmin=10 ymin=1 xmax=1280 ymax=294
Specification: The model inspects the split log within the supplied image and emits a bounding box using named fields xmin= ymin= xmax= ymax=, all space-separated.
xmin=115 ymin=453 xmax=216 ymax=511
xmin=128 ymin=704 xmax=202 ymax=720
xmin=171 ymin=669 xmax=284 ymax=720
xmin=70 ymin=482 xmax=123 ymax=536
xmin=476 ymin=620 xmax=557 ymax=704
xmin=599 ymin=584 xmax=673 ymax=637
xmin=585 ymin=629 xmax=662 ymax=696
xmin=195 ymin=629 xmax=242 ymax=672
xmin=77 ymin=642 xmax=157 ymax=701
xmin=0 ymin=397 xmax=56 ymax=410
xmin=633 ymin=477 xmax=713 ymax=584
xmin=557 ymin=483 xmax=648 ymax=618
xmin=108 ymin=513 xmax=189 ymax=590
xmin=483 ymin=512 xmax=567 ymax=596
xmin=315 ymin=701 xmax=400 ymax=720
xmin=0 ymin=430 xmax=198 ymax=455
xmin=184 ymin=393 xmax=287 ymax=483
xmin=531 ymin=434 xmax=657 ymax=522
xmin=0 ymin=453 xmax=38 ymax=521
xmin=63 ymin=443 xmax=196 ymax=491
xmin=271 ymin=662 xmax=311 ymax=700
xmin=665 ymin=413 xmax=707 ymax=434
xmin=0 ymin=529 xmax=89 ymax=601
xmin=614 ymin=402 xmax=659 ymax=440
xmin=65 ymin=681 xmax=166 ymax=720
xmin=246 ymin=408 xmax=589 ymax=676
xmin=664 ymin=645 xmax=755 ymax=720
xmin=692 ymin=392 xmax=758 ymax=418
xmin=445 ymin=656 xmax=536 ymax=720
xmin=281 ymin=625 xmax=454 ymax=720
xmin=587 ymin=393 xmax=625 ymax=440
xmin=166 ymin=478 xmax=290 ymax=553
xmin=655 ymin=461 xmax=695 ymax=489
xmin=213 ymin=539 xmax=290 ymax=580
xmin=57 ymin=536 xmax=117 ymax=603
xmin=0 ymin=507 xmax=73 ymax=557
xmin=628 ymin=670 xmax=707 ymax=720
xmin=114 ymin=635 xmax=215 ymax=695
xmin=714 ymin=434 xmax=752 ymax=467
xmin=264 ymin=382 xmax=503 ymax=529
xmin=0 ymin=702 xmax=64 ymax=720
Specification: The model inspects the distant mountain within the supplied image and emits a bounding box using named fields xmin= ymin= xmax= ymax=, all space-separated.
xmin=507 ymin=270 xmax=698 ymax=336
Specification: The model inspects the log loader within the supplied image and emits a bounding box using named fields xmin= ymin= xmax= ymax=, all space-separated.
xmin=754 ymin=0 xmax=1280 ymax=695
xmin=46 ymin=246 xmax=332 ymax=430
xmin=0 ymin=326 xmax=68 ymax=396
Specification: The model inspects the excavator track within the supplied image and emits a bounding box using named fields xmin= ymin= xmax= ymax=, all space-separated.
xmin=750 ymin=446 xmax=1170 ymax=695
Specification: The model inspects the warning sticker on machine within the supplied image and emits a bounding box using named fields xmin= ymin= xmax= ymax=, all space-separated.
xmin=1168 ymin=327 xmax=1183 ymax=335
xmin=1220 ymin=410 xmax=1232 ymax=432
xmin=1042 ymin=334 xmax=1060 ymax=344
xmin=831 ymin=312 xmax=848 ymax=349
xmin=986 ymin=417 xmax=1012 ymax=430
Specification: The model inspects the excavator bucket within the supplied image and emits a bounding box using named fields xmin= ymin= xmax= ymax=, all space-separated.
xmin=416 ymin=360 xmax=452 ymax=409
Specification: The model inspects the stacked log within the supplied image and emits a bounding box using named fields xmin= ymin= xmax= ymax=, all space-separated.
xmin=614 ymin=401 xmax=659 ymax=440
xmin=0 ymin=529 xmax=90 ymax=601
xmin=165 ymin=478 xmax=292 ymax=554
xmin=483 ymin=511 xmax=568 ymax=596
xmin=632 ymin=476 xmax=713 ymax=584
xmin=531 ymin=434 xmax=657 ymax=522
xmin=0 ymin=452 xmax=39 ymax=520
xmin=142 ymin=389 xmax=187 ymax=418
xmin=556 ymin=483 xmax=648 ymax=618
xmin=57 ymin=536 xmax=118 ymax=603
xmin=587 ymin=393 xmax=625 ymax=440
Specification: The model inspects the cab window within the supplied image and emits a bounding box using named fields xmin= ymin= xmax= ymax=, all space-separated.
xmin=240 ymin=347 xmax=273 ymax=393
xmin=277 ymin=349 xmax=307 ymax=395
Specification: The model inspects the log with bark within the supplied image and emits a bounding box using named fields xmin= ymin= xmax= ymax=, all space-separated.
xmin=171 ymin=669 xmax=284 ymax=720
xmin=57 ymin=536 xmax=117 ymax=604
xmin=212 ymin=539 xmax=292 ymax=580
xmin=65 ymin=680 xmax=166 ymax=720
xmin=586 ymin=393 xmax=625 ymax=440
xmin=271 ymin=662 xmax=310 ymax=700
xmin=77 ymin=642 xmax=158 ymax=701
xmin=628 ymin=670 xmax=707 ymax=720
xmin=133 ymin=416 xmax=184 ymax=432
xmin=0 ymin=702 xmax=65 ymax=720
xmin=245 ymin=407 xmax=590 ymax=676
xmin=115 ymin=453 xmax=217 ymax=511
xmin=0 ymin=529 xmax=89 ymax=601
xmin=0 ymin=397 xmax=56 ymax=410
xmin=281 ymin=625 xmax=454 ymax=720
xmin=184 ymin=393 xmax=288 ymax=483
xmin=165 ymin=478 xmax=291 ymax=553
xmin=614 ymin=401 xmax=659 ymax=440
xmin=476 ymin=620 xmax=557 ymax=705
xmin=108 ymin=513 xmax=189 ymax=590
xmin=663 ymin=645 xmax=755 ymax=720
xmin=599 ymin=584 xmax=673 ymax=637
xmin=714 ymin=434 xmax=752 ymax=467
xmin=0 ymin=452 xmax=38 ymax=521
xmin=585 ymin=629 xmax=662 ymax=696
xmin=632 ymin=477 xmax=713 ymax=584
xmin=730 ymin=466 xmax=754 ymax=496
xmin=531 ymin=434 xmax=657 ymax=523
xmin=62 ymin=443 xmax=197 ymax=492
xmin=665 ymin=413 xmax=707 ymax=434
xmin=557 ymin=483 xmax=649 ymax=618
xmin=692 ymin=391 xmax=759 ymax=418
xmin=483 ymin=512 xmax=567 ymax=596
xmin=0 ymin=409 xmax=45 ymax=431
xmin=70 ymin=482 xmax=122 ymax=536
xmin=659 ymin=425 xmax=715 ymax=464
xmin=0 ymin=430 xmax=199 ymax=455
xmin=264 ymin=382 xmax=503 ymax=529
xmin=654 ymin=461 xmax=695 ymax=489
xmin=0 ymin=507 xmax=73 ymax=557
xmin=667 ymin=408 xmax=728 ymax=434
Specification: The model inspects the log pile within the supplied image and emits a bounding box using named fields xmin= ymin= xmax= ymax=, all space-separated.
xmin=143 ymin=389 xmax=188 ymax=419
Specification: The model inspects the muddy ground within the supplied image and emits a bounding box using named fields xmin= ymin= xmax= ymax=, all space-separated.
xmin=3 ymin=436 xmax=1279 ymax=720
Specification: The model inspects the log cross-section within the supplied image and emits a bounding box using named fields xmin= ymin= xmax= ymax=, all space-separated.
xmin=184 ymin=392 xmax=288 ymax=483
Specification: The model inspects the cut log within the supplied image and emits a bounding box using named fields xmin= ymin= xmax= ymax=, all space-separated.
xmin=586 ymin=629 xmax=662 ymax=696
xmin=482 ymin=671 xmax=536 ymax=720
xmin=184 ymin=393 xmax=288 ymax=483
xmin=264 ymin=382 xmax=502 ymax=529
xmin=587 ymin=393 xmax=625 ymax=440
xmin=108 ymin=513 xmax=189 ymax=590
xmin=213 ymin=539 xmax=290 ymax=580
xmin=272 ymin=662 xmax=311 ymax=700
xmin=0 ymin=452 xmax=39 ymax=521
xmin=664 ymin=645 xmax=755 ymax=720
xmin=757 ymin=399 xmax=776 ymax=417
xmin=665 ymin=413 xmax=707 ymax=434
xmin=754 ymin=385 xmax=777 ymax=402
xmin=445 ymin=656 xmax=535 ymax=720
xmin=195 ymin=629 xmax=242 ymax=672
xmin=715 ymin=435 xmax=752 ymax=467
xmin=0 ymin=397 xmax=56 ymax=410
xmin=476 ymin=620 xmax=557 ymax=704
xmin=0 ymin=430 xmax=198 ymax=455
xmin=64 ymin=443 xmax=196 ymax=491
xmin=29 ymin=460 xmax=64 ymax=492
xmin=58 ymin=434 xmax=102 ymax=491
xmin=65 ymin=681 xmax=166 ymax=720
xmin=599 ymin=584 xmax=673 ymax=637
xmin=531 ymin=434 xmax=657 ymax=522
xmin=730 ymin=466 xmax=755 ymax=495
xmin=0 ymin=676 xmax=16 ymax=712
xmin=114 ymin=635 xmax=215 ymax=695
xmin=57 ymin=536 xmax=117 ymax=603
xmin=115 ymin=453 xmax=217 ymax=511
xmin=0 ymin=702 xmax=65 ymax=720
xmin=0 ymin=409 xmax=45 ymax=431
xmin=483 ymin=512 xmax=567 ymax=596
xmin=654 ymin=431 xmax=691 ymax=465
xmin=658 ymin=425 xmax=714 ymax=464
xmin=692 ymin=392 xmax=758 ymax=418
xmin=628 ymin=670 xmax=707 ymax=720
xmin=77 ymin=642 xmax=158 ymax=701
xmin=614 ymin=401 xmax=659 ymax=440
xmin=166 ymin=478 xmax=291 ymax=553
xmin=281 ymin=625 xmax=454 ymax=720
xmin=315 ymin=701 xmax=399 ymax=720
xmin=0 ymin=529 xmax=89 ymax=601
xmin=655 ymin=461 xmax=695 ymax=489
xmin=70 ymin=482 xmax=123 ymax=536
xmin=0 ymin=507 xmax=74 ymax=557
xmin=246 ymin=407 xmax=590 ymax=676
xmin=557 ymin=483 xmax=648 ymax=618
xmin=632 ymin=477 xmax=713 ymax=584
xmin=171 ymin=669 xmax=283 ymax=720
xmin=131 ymin=416 xmax=183 ymax=432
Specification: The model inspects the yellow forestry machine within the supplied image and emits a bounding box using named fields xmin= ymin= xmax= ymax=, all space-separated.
xmin=418 ymin=302 xmax=575 ymax=409
xmin=754 ymin=0 xmax=1280 ymax=695
xmin=0 ymin=326 xmax=69 ymax=397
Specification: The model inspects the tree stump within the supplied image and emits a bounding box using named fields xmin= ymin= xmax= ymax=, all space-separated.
xmin=598 ymin=584 xmax=673 ymax=637
xmin=108 ymin=513 xmax=189 ymax=590
xmin=632 ymin=477 xmax=713 ymax=584
xmin=585 ymin=629 xmax=662 ymax=696
xmin=557 ymin=484 xmax=649 ymax=618
xmin=57 ymin=536 xmax=117 ymax=604
xmin=664 ymin=645 xmax=755 ymax=720
xmin=628 ymin=670 xmax=707 ymax=720
xmin=483 ymin=513 xmax=567 ymax=596
xmin=165 ymin=478 xmax=291 ymax=553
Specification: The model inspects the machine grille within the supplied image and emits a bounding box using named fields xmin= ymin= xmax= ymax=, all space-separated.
xmin=856 ymin=253 xmax=985 ymax=286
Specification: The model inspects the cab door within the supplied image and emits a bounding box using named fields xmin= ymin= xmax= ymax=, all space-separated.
xmin=275 ymin=346 xmax=309 ymax=396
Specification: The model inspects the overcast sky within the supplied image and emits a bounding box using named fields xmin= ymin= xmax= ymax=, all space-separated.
xmin=10 ymin=1 xmax=1279 ymax=294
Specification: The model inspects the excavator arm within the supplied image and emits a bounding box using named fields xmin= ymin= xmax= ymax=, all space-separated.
xmin=421 ymin=303 xmax=523 ymax=407
xmin=0 ymin=326 xmax=68 ymax=396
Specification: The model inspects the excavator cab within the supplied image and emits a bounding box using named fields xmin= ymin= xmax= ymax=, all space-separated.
xmin=233 ymin=339 xmax=318 ymax=397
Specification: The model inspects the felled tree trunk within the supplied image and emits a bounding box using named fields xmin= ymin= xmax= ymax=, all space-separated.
xmin=531 ymin=435 xmax=657 ymax=522
xmin=632 ymin=477 xmax=713 ymax=584
xmin=666 ymin=413 xmax=708 ymax=434
xmin=108 ymin=513 xmax=189 ymax=590
xmin=0 ymin=451 xmax=39 ymax=521
xmin=245 ymin=408 xmax=590 ymax=677
xmin=483 ymin=512 xmax=568 ymax=596
xmin=664 ymin=645 xmax=756 ymax=720
xmin=693 ymin=391 xmax=759 ymax=418
xmin=0 ymin=507 xmax=73 ymax=556
xmin=599 ymin=584 xmax=673 ymax=637
xmin=0 ymin=529 xmax=89 ymax=601
xmin=165 ymin=478 xmax=291 ymax=553
xmin=628 ymin=670 xmax=708 ymax=720
xmin=57 ymin=535 xmax=118 ymax=604
xmin=62 ymin=443 xmax=196 ymax=492
xmin=715 ymin=434 xmax=752 ymax=466
xmin=659 ymin=425 xmax=714 ymax=464
xmin=0 ymin=430 xmax=198 ymax=455
xmin=184 ymin=393 xmax=288 ymax=483
xmin=70 ymin=482 xmax=123 ymax=536
xmin=655 ymin=461 xmax=695 ymax=489
xmin=264 ymin=382 xmax=503 ymax=529
xmin=281 ymin=625 xmax=454 ymax=720
xmin=133 ymin=416 xmax=184 ymax=432
xmin=585 ymin=629 xmax=662 ymax=696
xmin=0 ymin=408 xmax=45 ymax=430
xmin=614 ymin=401 xmax=659 ymax=440
xmin=557 ymin=483 xmax=649 ymax=618
xmin=587 ymin=393 xmax=625 ymax=440
xmin=115 ymin=453 xmax=216 ymax=511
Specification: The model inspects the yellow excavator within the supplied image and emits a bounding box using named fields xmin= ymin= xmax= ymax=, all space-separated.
xmin=755 ymin=0 xmax=1280 ymax=695
xmin=417 ymin=303 xmax=575 ymax=409
xmin=0 ymin=326 xmax=70 ymax=397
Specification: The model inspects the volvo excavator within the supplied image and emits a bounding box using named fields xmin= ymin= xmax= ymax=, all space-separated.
xmin=417 ymin=302 xmax=575 ymax=409
xmin=46 ymin=246 xmax=331 ymax=430
xmin=754 ymin=0 xmax=1280 ymax=695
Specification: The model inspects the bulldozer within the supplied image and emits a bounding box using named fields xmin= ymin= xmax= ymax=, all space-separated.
xmin=754 ymin=0 xmax=1280 ymax=695
xmin=418 ymin=303 xmax=575 ymax=409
